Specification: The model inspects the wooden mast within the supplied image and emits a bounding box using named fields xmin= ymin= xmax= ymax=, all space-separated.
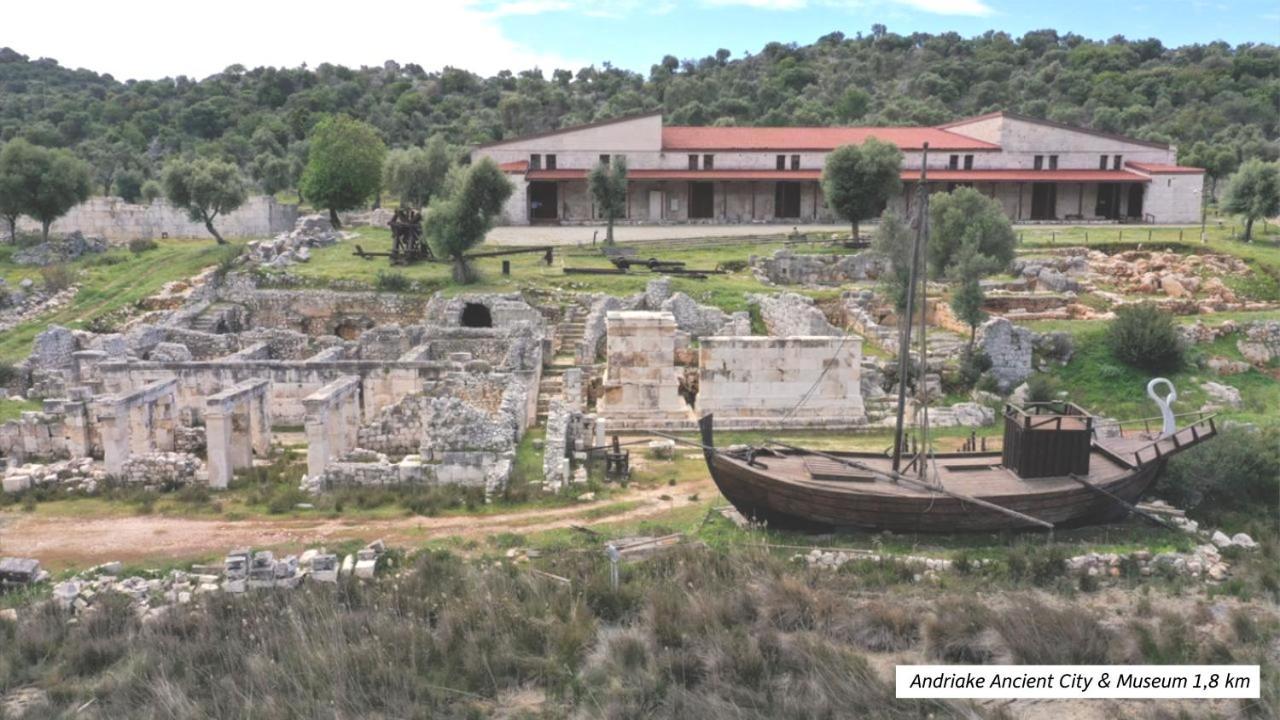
xmin=892 ymin=143 xmax=929 ymax=473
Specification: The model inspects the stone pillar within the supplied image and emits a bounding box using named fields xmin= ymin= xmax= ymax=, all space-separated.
xmin=204 ymin=408 xmax=234 ymax=489
xmin=153 ymin=395 xmax=176 ymax=452
xmin=303 ymin=375 xmax=360 ymax=480
xmin=251 ymin=392 xmax=272 ymax=456
xmin=229 ymin=407 xmax=253 ymax=471
xmin=99 ymin=405 xmax=128 ymax=475
xmin=63 ymin=401 xmax=90 ymax=459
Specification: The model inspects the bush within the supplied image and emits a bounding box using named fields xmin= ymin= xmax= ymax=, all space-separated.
xmin=375 ymin=270 xmax=410 ymax=292
xmin=128 ymin=237 xmax=158 ymax=254
xmin=953 ymin=348 xmax=992 ymax=389
xmin=924 ymin=598 xmax=994 ymax=663
xmin=848 ymin=601 xmax=920 ymax=651
xmin=0 ymin=361 xmax=18 ymax=388
xmin=1024 ymin=373 xmax=1061 ymax=403
xmin=994 ymin=598 xmax=1115 ymax=664
xmin=40 ymin=264 xmax=76 ymax=292
xmin=140 ymin=179 xmax=163 ymax=203
xmin=1106 ymin=304 xmax=1184 ymax=373
xmin=1160 ymin=426 xmax=1280 ymax=516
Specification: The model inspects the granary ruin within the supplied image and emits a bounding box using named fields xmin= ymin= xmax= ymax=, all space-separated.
xmin=14 ymin=211 xmax=1261 ymax=500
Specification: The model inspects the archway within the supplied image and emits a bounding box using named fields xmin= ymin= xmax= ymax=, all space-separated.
xmin=460 ymin=303 xmax=493 ymax=328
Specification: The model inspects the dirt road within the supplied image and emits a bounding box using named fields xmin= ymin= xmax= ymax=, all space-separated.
xmin=0 ymin=479 xmax=715 ymax=569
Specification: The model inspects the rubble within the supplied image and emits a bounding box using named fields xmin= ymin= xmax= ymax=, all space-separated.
xmin=12 ymin=230 xmax=109 ymax=266
xmin=752 ymin=248 xmax=885 ymax=286
xmin=243 ymin=214 xmax=345 ymax=267
xmin=748 ymin=291 xmax=841 ymax=335
xmin=0 ymin=557 xmax=49 ymax=587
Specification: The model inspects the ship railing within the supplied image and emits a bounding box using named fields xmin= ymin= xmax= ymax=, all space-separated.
xmin=1092 ymin=410 xmax=1217 ymax=440
xmin=1094 ymin=412 xmax=1219 ymax=467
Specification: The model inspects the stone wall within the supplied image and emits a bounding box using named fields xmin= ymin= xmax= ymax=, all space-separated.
xmin=980 ymin=317 xmax=1035 ymax=391
xmin=16 ymin=196 xmax=297 ymax=242
xmin=220 ymin=286 xmax=436 ymax=337
xmin=749 ymin=292 xmax=841 ymax=336
xmin=599 ymin=312 xmax=692 ymax=427
xmin=752 ymin=249 xmax=885 ymax=286
xmin=696 ymin=336 xmax=866 ymax=428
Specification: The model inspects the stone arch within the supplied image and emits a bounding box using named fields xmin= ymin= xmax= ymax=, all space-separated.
xmin=460 ymin=303 xmax=493 ymax=328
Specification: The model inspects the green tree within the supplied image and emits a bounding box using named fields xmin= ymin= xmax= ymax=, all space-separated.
xmin=821 ymin=138 xmax=902 ymax=239
xmin=113 ymin=169 xmax=144 ymax=203
xmin=1180 ymin=141 xmax=1237 ymax=199
xmin=871 ymin=211 xmax=913 ymax=312
xmin=425 ymin=158 xmax=512 ymax=284
xmin=1105 ymin=304 xmax=1184 ymax=373
xmin=0 ymin=144 xmax=22 ymax=242
xmin=588 ymin=156 xmax=628 ymax=245
xmin=298 ymin=115 xmax=386 ymax=228
xmin=140 ymin=180 xmax=163 ymax=204
xmin=0 ymin=138 xmax=92 ymax=242
xmin=949 ymin=252 xmax=989 ymax=348
xmin=382 ymin=136 xmax=452 ymax=209
xmin=161 ymin=157 xmax=248 ymax=244
xmin=1221 ymin=159 xmax=1280 ymax=241
xmin=836 ymin=87 xmax=871 ymax=121
xmin=927 ymin=187 xmax=1016 ymax=279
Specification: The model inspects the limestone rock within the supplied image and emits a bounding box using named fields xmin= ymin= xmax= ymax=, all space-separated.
xmin=149 ymin=342 xmax=193 ymax=363
xmin=1199 ymin=381 xmax=1242 ymax=410
xmin=660 ymin=292 xmax=728 ymax=338
xmin=979 ymin=317 xmax=1033 ymax=392
xmin=644 ymin=278 xmax=672 ymax=309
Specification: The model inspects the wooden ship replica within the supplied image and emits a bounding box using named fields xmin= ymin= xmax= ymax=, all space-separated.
xmin=698 ymin=145 xmax=1218 ymax=533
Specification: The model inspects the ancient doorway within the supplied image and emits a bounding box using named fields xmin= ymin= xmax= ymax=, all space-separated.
xmin=1095 ymin=184 xmax=1122 ymax=219
xmin=460 ymin=303 xmax=493 ymax=328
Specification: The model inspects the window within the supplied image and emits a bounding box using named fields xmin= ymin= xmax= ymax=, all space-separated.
xmin=1099 ymin=155 xmax=1108 ymax=170
xmin=545 ymin=154 xmax=557 ymax=170
xmin=1049 ymin=155 xmax=1058 ymax=170
xmin=790 ymin=154 xmax=800 ymax=170
xmin=703 ymin=154 xmax=714 ymax=170
xmin=1113 ymin=154 xmax=1123 ymax=170
xmin=949 ymin=154 xmax=959 ymax=170
xmin=963 ymin=155 xmax=974 ymax=170
xmin=1034 ymin=155 xmax=1044 ymax=170
xmin=600 ymin=154 xmax=610 ymax=166
xmin=688 ymin=154 xmax=699 ymax=170
xmin=776 ymin=155 xmax=786 ymax=170
xmin=530 ymin=154 xmax=542 ymax=170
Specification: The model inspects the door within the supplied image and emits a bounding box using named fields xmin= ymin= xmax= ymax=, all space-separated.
xmin=529 ymin=182 xmax=558 ymax=222
xmin=689 ymin=182 xmax=714 ymax=219
xmin=1095 ymin=184 xmax=1121 ymax=220
xmin=1030 ymin=183 xmax=1056 ymax=220
xmin=774 ymin=182 xmax=801 ymax=218
xmin=1127 ymin=184 xmax=1144 ymax=219
xmin=648 ymin=190 xmax=663 ymax=220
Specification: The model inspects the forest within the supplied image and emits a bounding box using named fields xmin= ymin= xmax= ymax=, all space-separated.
xmin=0 ymin=26 xmax=1277 ymax=200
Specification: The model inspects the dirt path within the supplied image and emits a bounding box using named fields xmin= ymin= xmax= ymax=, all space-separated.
xmin=0 ymin=479 xmax=715 ymax=569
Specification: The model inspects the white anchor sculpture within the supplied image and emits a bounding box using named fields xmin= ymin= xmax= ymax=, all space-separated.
xmin=1146 ymin=377 xmax=1178 ymax=438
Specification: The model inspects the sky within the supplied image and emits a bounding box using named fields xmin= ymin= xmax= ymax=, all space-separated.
xmin=2 ymin=0 xmax=1277 ymax=82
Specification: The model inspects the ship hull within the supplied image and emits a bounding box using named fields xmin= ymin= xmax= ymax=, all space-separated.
xmin=699 ymin=415 xmax=1164 ymax=533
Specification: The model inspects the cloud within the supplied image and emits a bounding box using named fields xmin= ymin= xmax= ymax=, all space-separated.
xmin=2 ymin=0 xmax=587 ymax=81
xmin=702 ymin=0 xmax=994 ymax=16
xmin=891 ymin=0 xmax=994 ymax=16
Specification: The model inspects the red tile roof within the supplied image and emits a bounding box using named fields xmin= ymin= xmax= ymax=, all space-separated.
xmin=661 ymin=126 xmax=998 ymax=152
xmin=499 ymin=160 xmax=529 ymax=173
xmin=1125 ymin=161 xmax=1204 ymax=175
xmin=526 ymin=168 xmax=1150 ymax=183
xmin=938 ymin=111 xmax=1174 ymax=150
xmin=902 ymin=169 xmax=1149 ymax=183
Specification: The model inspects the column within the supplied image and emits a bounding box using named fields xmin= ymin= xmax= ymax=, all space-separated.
xmin=205 ymin=407 xmax=234 ymax=489
xmin=229 ymin=407 xmax=253 ymax=471
xmin=251 ymin=390 xmax=272 ymax=456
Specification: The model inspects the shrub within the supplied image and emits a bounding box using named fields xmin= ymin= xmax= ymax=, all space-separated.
xmin=994 ymin=598 xmax=1115 ymax=664
xmin=1106 ymin=304 xmax=1184 ymax=373
xmin=0 ymin=361 xmax=18 ymax=388
xmin=375 ymin=270 xmax=410 ymax=292
xmin=128 ymin=237 xmax=158 ymax=254
xmin=40 ymin=264 xmax=76 ymax=292
xmin=924 ymin=598 xmax=994 ymax=663
xmin=848 ymin=601 xmax=920 ymax=651
xmin=1024 ymin=373 xmax=1061 ymax=403
xmin=140 ymin=179 xmax=163 ymax=203
xmin=954 ymin=348 xmax=992 ymax=389
xmin=1160 ymin=426 xmax=1280 ymax=517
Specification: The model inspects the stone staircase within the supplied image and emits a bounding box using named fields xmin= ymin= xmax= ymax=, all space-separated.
xmin=536 ymin=305 xmax=587 ymax=423
xmin=189 ymin=302 xmax=241 ymax=334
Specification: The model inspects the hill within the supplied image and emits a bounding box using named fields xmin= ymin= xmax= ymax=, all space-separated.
xmin=0 ymin=29 xmax=1276 ymax=199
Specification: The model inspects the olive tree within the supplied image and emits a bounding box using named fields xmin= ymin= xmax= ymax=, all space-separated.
xmin=0 ymin=139 xmax=92 ymax=242
xmin=927 ymin=186 xmax=1015 ymax=279
xmin=383 ymin=135 xmax=452 ymax=209
xmin=425 ymin=158 xmax=512 ymax=283
xmin=161 ymin=157 xmax=247 ymax=244
xmin=588 ymin=156 xmax=628 ymax=245
xmin=821 ymin=138 xmax=902 ymax=239
xmin=299 ymin=115 xmax=386 ymax=227
xmin=1222 ymin=159 xmax=1280 ymax=241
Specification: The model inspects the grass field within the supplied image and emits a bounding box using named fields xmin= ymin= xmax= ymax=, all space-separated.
xmin=0 ymin=239 xmax=243 ymax=362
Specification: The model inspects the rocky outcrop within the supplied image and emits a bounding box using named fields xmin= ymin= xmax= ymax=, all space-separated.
xmin=12 ymin=231 xmax=109 ymax=266
xmin=752 ymin=249 xmax=885 ymax=286
xmin=1238 ymin=320 xmax=1280 ymax=366
xmin=979 ymin=317 xmax=1033 ymax=391
xmin=748 ymin=292 xmax=840 ymax=336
